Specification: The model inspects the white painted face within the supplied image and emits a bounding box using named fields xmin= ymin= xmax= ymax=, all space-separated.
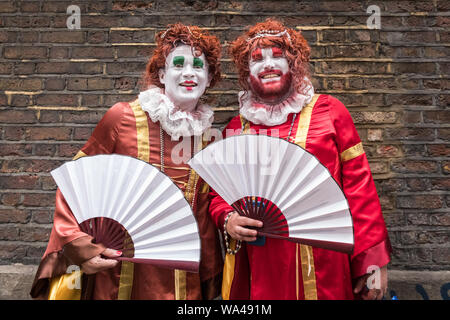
xmin=159 ymin=44 xmax=210 ymax=112
xmin=249 ymin=47 xmax=290 ymax=84
xmin=248 ymin=46 xmax=292 ymax=103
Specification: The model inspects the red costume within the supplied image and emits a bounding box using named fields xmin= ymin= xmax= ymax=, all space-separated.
xmin=209 ymin=94 xmax=392 ymax=300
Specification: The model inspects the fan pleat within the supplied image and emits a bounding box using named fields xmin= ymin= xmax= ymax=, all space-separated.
xmin=127 ymin=193 xmax=190 ymax=237
xmin=132 ymin=214 xmax=197 ymax=245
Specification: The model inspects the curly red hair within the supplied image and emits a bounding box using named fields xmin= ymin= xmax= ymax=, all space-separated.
xmin=230 ymin=18 xmax=311 ymax=95
xmin=142 ymin=23 xmax=221 ymax=90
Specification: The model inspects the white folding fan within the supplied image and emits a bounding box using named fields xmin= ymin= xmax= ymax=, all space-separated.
xmin=188 ymin=134 xmax=354 ymax=254
xmin=50 ymin=154 xmax=201 ymax=272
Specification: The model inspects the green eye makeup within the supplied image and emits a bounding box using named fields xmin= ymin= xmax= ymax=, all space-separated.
xmin=173 ymin=56 xmax=185 ymax=67
xmin=193 ymin=57 xmax=204 ymax=68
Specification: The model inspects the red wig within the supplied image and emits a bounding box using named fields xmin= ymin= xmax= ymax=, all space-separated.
xmin=142 ymin=23 xmax=221 ymax=90
xmin=230 ymin=19 xmax=311 ymax=95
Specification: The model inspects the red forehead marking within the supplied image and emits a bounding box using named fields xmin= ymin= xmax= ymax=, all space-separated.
xmin=251 ymin=48 xmax=263 ymax=60
xmin=272 ymin=47 xmax=283 ymax=57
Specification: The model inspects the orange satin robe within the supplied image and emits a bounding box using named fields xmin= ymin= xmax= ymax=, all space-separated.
xmin=209 ymin=94 xmax=392 ymax=300
xmin=30 ymin=99 xmax=223 ymax=300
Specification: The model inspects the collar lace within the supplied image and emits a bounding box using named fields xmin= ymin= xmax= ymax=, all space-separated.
xmin=138 ymin=86 xmax=214 ymax=141
xmin=239 ymin=80 xmax=315 ymax=126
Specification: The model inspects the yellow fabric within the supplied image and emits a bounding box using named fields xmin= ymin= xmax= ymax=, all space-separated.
xmin=294 ymin=94 xmax=320 ymax=300
xmin=221 ymin=239 xmax=237 ymax=300
xmin=48 ymin=272 xmax=82 ymax=300
xmin=340 ymin=142 xmax=365 ymax=162
xmin=72 ymin=150 xmax=87 ymax=161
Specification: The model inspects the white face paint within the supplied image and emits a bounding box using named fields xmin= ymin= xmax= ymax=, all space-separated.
xmin=249 ymin=47 xmax=290 ymax=84
xmin=248 ymin=47 xmax=292 ymax=104
xmin=159 ymin=44 xmax=210 ymax=113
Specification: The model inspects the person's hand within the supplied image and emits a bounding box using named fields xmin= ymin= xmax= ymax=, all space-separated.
xmin=353 ymin=265 xmax=388 ymax=300
xmin=81 ymin=248 xmax=122 ymax=275
xmin=225 ymin=211 xmax=263 ymax=242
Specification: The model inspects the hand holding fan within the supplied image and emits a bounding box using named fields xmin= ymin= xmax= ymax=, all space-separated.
xmin=51 ymin=154 xmax=201 ymax=272
xmin=188 ymin=135 xmax=354 ymax=254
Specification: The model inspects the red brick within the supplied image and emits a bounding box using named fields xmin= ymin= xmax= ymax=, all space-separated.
xmin=1 ymin=193 xmax=21 ymax=206
xmin=17 ymin=225 xmax=51 ymax=242
xmin=397 ymin=195 xmax=443 ymax=209
xmin=31 ymin=210 xmax=54 ymax=224
xmin=41 ymin=31 xmax=85 ymax=43
xmin=391 ymin=160 xmax=438 ymax=174
xmin=35 ymin=94 xmax=78 ymax=106
xmin=427 ymin=144 xmax=450 ymax=157
xmin=3 ymin=46 xmax=47 ymax=59
xmin=0 ymin=143 xmax=33 ymax=156
xmin=0 ymin=209 xmax=30 ymax=223
xmin=0 ymin=78 xmax=42 ymax=91
xmin=0 ymin=110 xmax=37 ymax=123
xmin=22 ymin=193 xmax=56 ymax=207
xmin=26 ymin=127 xmax=72 ymax=141
xmin=0 ymin=175 xmax=39 ymax=189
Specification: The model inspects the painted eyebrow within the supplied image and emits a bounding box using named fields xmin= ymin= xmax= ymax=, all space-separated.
xmin=173 ymin=56 xmax=185 ymax=66
xmin=251 ymin=48 xmax=263 ymax=60
xmin=193 ymin=57 xmax=204 ymax=68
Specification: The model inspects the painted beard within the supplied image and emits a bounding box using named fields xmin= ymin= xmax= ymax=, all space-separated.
xmin=249 ymin=71 xmax=293 ymax=104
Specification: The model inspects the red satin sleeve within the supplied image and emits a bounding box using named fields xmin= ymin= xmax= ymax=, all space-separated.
xmin=208 ymin=116 xmax=242 ymax=230
xmin=329 ymin=96 xmax=391 ymax=278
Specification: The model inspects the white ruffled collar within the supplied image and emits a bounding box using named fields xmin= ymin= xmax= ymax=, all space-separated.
xmin=239 ymin=80 xmax=315 ymax=126
xmin=138 ymin=86 xmax=214 ymax=141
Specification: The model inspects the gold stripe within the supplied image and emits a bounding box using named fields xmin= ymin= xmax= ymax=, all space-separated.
xmin=48 ymin=272 xmax=82 ymax=300
xmin=294 ymin=94 xmax=320 ymax=300
xmin=294 ymin=94 xmax=320 ymax=148
xmin=72 ymin=150 xmax=87 ymax=160
xmin=300 ymin=245 xmax=318 ymax=300
xmin=117 ymin=99 xmax=150 ymax=300
xmin=174 ymin=269 xmax=187 ymax=300
xmin=221 ymin=239 xmax=237 ymax=300
xmin=340 ymin=142 xmax=365 ymax=162
xmin=130 ymin=99 xmax=150 ymax=162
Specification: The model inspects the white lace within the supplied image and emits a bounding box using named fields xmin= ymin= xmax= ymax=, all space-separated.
xmin=239 ymin=80 xmax=315 ymax=126
xmin=138 ymin=86 xmax=214 ymax=141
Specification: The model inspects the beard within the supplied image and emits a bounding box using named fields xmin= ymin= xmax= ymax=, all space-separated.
xmin=249 ymin=72 xmax=293 ymax=104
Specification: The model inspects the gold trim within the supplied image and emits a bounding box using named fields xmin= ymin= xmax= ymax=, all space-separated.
xmin=117 ymin=99 xmax=150 ymax=300
xmin=340 ymin=142 xmax=365 ymax=162
xmin=294 ymin=94 xmax=320 ymax=300
xmin=300 ymin=245 xmax=318 ymax=300
xmin=72 ymin=150 xmax=87 ymax=160
xmin=222 ymin=238 xmax=237 ymax=300
xmin=174 ymin=269 xmax=187 ymax=300
xmin=48 ymin=272 xmax=82 ymax=300
xmin=294 ymin=94 xmax=320 ymax=148
xmin=130 ymin=99 xmax=150 ymax=162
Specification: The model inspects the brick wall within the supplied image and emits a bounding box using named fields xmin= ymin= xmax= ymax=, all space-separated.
xmin=0 ymin=0 xmax=448 ymax=270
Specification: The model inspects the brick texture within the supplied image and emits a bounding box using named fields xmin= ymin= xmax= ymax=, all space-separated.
xmin=0 ymin=0 xmax=449 ymax=270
